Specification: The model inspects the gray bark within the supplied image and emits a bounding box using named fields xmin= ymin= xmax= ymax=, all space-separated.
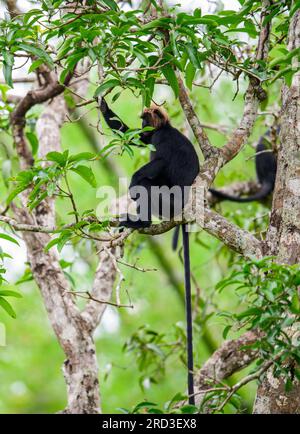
xmin=253 ymin=9 xmax=300 ymax=414
xmin=13 ymin=93 xmax=117 ymax=413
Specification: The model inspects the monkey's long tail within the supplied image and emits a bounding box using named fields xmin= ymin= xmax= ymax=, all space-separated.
xmin=172 ymin=225 xmax=180 ymax=251
xmin=209 ymin=182 xmax=273 ymax=203
xmin=182 ymin=224 xmax=195 ymax=405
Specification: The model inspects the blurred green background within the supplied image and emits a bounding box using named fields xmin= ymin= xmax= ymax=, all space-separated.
xmin=0 ymin=79 xmax=275 ymax=413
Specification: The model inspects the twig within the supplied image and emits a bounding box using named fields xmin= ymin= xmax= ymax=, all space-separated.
xmin=216 ymin=351 xmax=286 ymax=412
xmin=116 ymin=259 xmax=157 ymax=273
xmin=66 ymin=290 xmax=134 ymax=309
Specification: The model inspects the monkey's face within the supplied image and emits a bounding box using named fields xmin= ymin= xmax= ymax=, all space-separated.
xmin=141 ymin=107 xmax=169 ymax=131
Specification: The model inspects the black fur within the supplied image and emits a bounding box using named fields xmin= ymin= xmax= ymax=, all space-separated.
xmin=182 ymin=224 xmax=195 ymax=405
xmin=101 ymin=99 xmax=200 ymax=226
xmin=172 ymin=131 xmax=278 ymax=252
xmin=209 ymin=134 xmax=277 ymax=202
xmin=101 ymin=99 xmax=198 ymax=404
xmin=172 ymin=225 xmax=180 ymax=251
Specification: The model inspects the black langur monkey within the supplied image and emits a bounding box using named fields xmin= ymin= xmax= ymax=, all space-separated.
xmin=172 ymin=131 xmax=278 ymax=250
xmin=100 ymin=98 xmax=199 ymax=404
xmin=209 ymin=133 xmax=277 ymax=202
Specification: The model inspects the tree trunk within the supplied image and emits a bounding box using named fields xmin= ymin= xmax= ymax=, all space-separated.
xmin=253 ymin=9 xmax=300 ymax=414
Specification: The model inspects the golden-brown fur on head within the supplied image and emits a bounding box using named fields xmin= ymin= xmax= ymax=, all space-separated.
xmin=142 ymin=104 xmax=170 ymax=129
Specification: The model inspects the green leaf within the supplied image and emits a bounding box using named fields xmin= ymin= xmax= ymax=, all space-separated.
xmin=94 ymin=79 xmax=120 ymax=98
xmin=179 ymin=15 xmax=218 ymax=27
xmin=57 ymin=232 xmax=72 ymax=253
xmin=269 ymin=48 xmax=300 ymax=69
xmin=0 ymin=83 xmax=9 ymax=102
xmin=132 ymin=401 xmax=157 ymax=413
xmin=236 ymin=307 xmax=261 ymax=320
xmin=101 ymin=0 xmax=118 ymax=11
xmin=185 ymin=43 xmax=201 ymax=69
xmin=26 ymin=132 xmax=39 ymax=155
xmin=222 ymin=325 xmax=232 ymax=340
xmin=28 ymin=58 xmax=44 ymax=73
xmin=71 ymin=165 xmax=97 ymax=188
xmin=144 ymin=76 xmax=155 ymax=107
xmin=2 ymin=51 xmax=14 ymax=88
xmin=6 ymin=185 xmax=28 ymax=205
xmin=146 ymin=343 xmax=165 ymax=357
xmin=165 ymin=392 xmax=187 ymax=411
xmin=290 ymin=1 xmax=300 ymax=17
xmin=46 ymin=151 xmax=68 ymax=166
xmin=68 ymin=152 xmax=95 ymax=163
xmin=0 ymin=290 xmax=22 ymax=298
xmin=18 ymin=43 xmax=54 ymax=68
xmin=23 ymin=8 xmax=44 ymax=25
xmin=161 ymin=65 xmax=179 ymax=98
xmin=185 ymin=62 xmax=196 ymax=90
xmin=117 ymin=55 xmax=126 ymax=68
xmin=294 ymin=272 xmax=300 ymax=286
xmin=0 ymin=296 xmax=16 ymax=318
xmin=140 ymin=17 xmax=172 ymax=31
xmin=180 ymin=405 xmax=198 ymax=414
xmin=285 ymin=377 xmax=293 ymax=392
xmin=44 ymin=237 xmax=60 ymax=252
xmin=291 ymin=293 xmax=300 ymax=314
xmin=28 ymin=191 xmax=48 ymax=211
xmin=0 ymin=233 xmax=19 ymax=246
xmin=170 ymin=31 xmax=179 ymax=57
xmin=271 ymin=66 xmax=295 ymax=84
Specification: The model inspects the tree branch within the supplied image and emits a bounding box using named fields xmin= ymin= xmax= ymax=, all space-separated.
xmin=176 ymin=73 xmax=217 ymax=159
xmin=194 ymin=330 xmax=263 ymax=409
xmin=4 ymin=0 xmax=21 ymax=18
xmin=1 ymin=177 xmax=263 ymax=258
xmin=203 ymin=208 xmax=263 ymax=258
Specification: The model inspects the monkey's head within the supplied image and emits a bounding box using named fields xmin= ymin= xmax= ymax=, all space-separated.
xmin=141 ymin=105 xmax=169 ymax=132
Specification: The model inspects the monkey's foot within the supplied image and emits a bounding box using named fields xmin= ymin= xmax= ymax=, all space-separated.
xmin=119 ymin=214 xmax=151 ymax=229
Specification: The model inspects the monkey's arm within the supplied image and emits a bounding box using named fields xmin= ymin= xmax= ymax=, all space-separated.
xmin=100 ymin=98 xmax=151 ymax=145
xmin=130 ymin=159 xmax=166 ymax=187
xmin=100 ymin=98 xmax=129 ymax=133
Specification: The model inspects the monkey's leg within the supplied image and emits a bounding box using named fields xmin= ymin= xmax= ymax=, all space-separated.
xmin=119 ymin=180 xmax=153 ymax=229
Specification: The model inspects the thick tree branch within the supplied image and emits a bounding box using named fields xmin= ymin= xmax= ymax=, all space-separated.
xmin=177 ymin=73 xmax=216 ymax=159
xmin=1 ymin=208 xmax=262 ymax=258
xmin=203 ymin=208 xmax=263 ymax=258
xmin=4 ymin=0 xmax=21 ymax=18
xmin=195 ymin=330 xmax=262 ymax=409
